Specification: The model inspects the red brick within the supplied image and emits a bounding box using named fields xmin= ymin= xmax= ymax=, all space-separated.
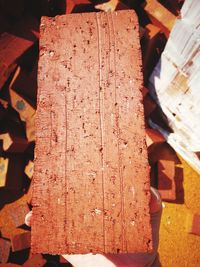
xmin=190 ymin=214 xmax=200 ymax=236
xmin=23 ymin=254 xmax=46 ymax=267
xmin=0 ymin=16 xmax=39 ymax=89
xmin=143 ymin=0 xmax=176 ymax=37
xmin=32 ymin=11 xmax=152 ymax=254
xmin=0 ymin=238 xmax=11 ymax=263
xmin=11 ymin=231 xmax=31 ymax=252
xmin=8 ymin=203 xmax=30 ymax=228
xmin=146 ymin=128 xmax=165 ymax=147
xmin=157 ymin=159 xmax=176 ymax=201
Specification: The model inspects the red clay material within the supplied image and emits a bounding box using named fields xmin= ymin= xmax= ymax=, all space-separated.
xmin=190 ymin=214 xmax=200 ymax=236
xmin=0 ymin=16 xmax=39 ymax=89
xmin=32 ymin=10 xmax=152 ymax=254
xmin=0 ymin=238 xmax=10 ymax=263
xmin=146 ymin=128 xmax=165 ymax=147
xmin=157 ymin=160 xmax=176 ymax=201
xmin=11 ymin=231 xmax=31 ymax=252
xmin=144 ymin=0 xmax=176 ymax=37
xmin=8 ymin=203 xmax=30 ymax=228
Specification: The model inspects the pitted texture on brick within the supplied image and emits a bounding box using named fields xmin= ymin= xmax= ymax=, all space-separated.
xmin=32 ymin=10 xmax=152 ymax=254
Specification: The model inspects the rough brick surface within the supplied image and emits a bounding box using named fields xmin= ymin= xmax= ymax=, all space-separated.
xmin=11 ymin=231 xmax=31 ymax=252
xmin=32 ymin=10 xmax=152 ymax=254
xmin=0 ymin=238 xmax=10 ymax=263
xmin=8 ymin=203 xmax=30 ymax=228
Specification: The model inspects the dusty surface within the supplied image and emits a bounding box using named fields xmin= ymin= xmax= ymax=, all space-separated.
xmin=32 ymin=10 xmax=152 ymax=254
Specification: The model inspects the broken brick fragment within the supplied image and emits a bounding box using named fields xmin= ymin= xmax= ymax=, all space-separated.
xmin=0 ymin=238 xmax=11 ymax=263
xmin=11 ymin=231 xmax=31 ymax=252
xmin=157 ymin=159 xmax=176 ymax=201
xmin=8 ymin=203 xmax=30 ymax=228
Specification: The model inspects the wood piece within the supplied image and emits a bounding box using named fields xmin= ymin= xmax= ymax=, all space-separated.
xmin=32 ymin=11 xmax=152 ymax=254
xmin=0 ymin=238 xmax=11 ymax=263
xmin=157 ymin=159 xmax=176 ymax=201
xmin=143 ymin=0 xmax=176 ymax=37
xmin=11 ymin=231 xmax=31 ymax=252
xmin=0 ymin=16 xmax=39 ymax=90
xmin=23 ymin=254 xmax=46 ymax=267
xmin=8 ymin=203 xmax=30 ymax=228
xmin=24 ymin=160 xmax=34 ymax=179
